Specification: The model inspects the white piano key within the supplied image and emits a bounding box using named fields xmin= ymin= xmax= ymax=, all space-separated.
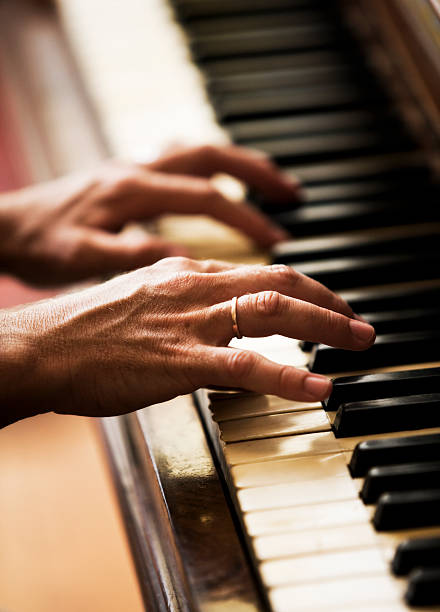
xmin=225 ymin=431 xmax=340 ymax=465
xmin=220 ymin=410 xmax=329 ymax=443
xmin=231 ymin=453 xmax=348 ymax=488
xmin=210 ymin=394 xmax=321 ymax=422
xmin=254 ymin=523 xmax=378 ymax=560
xmin=245 ymin=498 xmax=369 ymax=537
xmin=261 ymin=547 xmax=387 ymax=587
xmin=269 ymin=575 xmax=402 ymax=612
xmin=238 ymin=476 xmax=357 ymax=511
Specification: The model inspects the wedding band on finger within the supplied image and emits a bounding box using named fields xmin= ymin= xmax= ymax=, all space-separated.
xmin=231 ymin=296 xmax=243 ymax=339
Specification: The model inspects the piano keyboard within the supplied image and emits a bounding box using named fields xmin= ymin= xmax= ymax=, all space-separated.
xmin=54 ymin=0 xmax=440 ymax=609
xmin=170 ymin=0 xmax=440 ymax=610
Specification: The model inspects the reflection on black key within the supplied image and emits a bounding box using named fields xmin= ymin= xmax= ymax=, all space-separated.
xmin=175 ymin=0 xmax=322 ymax=20
xmin=272 ymin=200 xmax=439 ymax=236
xmin=360 ymin=308 xmax=440 ymax=336
xmin=333 ymin=393 xmax=440 ymax=438
xmin=360 ymin=461 xmax=440 ymax=504
xmin=272 ymin=227 xmax=440 ymax=264
xmin=294 ymin=252 xmax=440 ymax=291
xmin=406 ymin=567 xmax=440 ymax=606
xmin=325 ymin=368 xmax=440 ymax=412
xmin=208 ymin=63 xmax=354 ymax=96
xmin=192 ymin=23 xmax=339 ymax=59
xmin=393 ymin=537 xmax=440 ymax=575
xmin=341 ymin=282 xmax=440 ymax=314
xmin=286 ymin=152 xmax=428 ymax=185
xmin=373 ymin=489 xmax=440 ymax=531
xmin=242 ymin=130 xmax=391 ymax=163
xmin=310 ymin=330 xmax=440 ymax=374
xmin=227 ymin=109 xmax=376 ymax=142
xmin=349 ymin=433 xmax=440 ymax=477
xmin=216 ymin=83 xmax=374 ymax=120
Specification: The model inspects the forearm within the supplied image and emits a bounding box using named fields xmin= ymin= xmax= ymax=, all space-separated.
xmin=0 ymin=307 xmax=50 ymax=427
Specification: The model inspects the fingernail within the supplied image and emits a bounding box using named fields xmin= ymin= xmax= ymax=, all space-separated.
xmin=303 ymin=375 xmax=332 ymax=399
xmin=349 ymin=319 xmax=375 ymax=344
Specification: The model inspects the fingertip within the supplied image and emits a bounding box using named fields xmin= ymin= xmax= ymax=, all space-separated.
xmin=303 ymin=375 xmax=332 ymax=400
xmin=349 ymin=319 xmax=376 ymax=348
xmin=266 ymin=226 xmax=291 ymax=244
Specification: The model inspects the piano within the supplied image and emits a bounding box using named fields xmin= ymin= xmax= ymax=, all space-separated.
xmin=3 ymin=0 xmax=440 ymax=609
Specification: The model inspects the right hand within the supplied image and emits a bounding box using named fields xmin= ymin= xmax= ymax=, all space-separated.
xmin=0 ymin=258 xmax=375 ymax=426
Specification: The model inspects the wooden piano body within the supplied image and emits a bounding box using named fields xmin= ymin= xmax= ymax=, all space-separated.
xmin=1 ymin=0 xmax=440 ymax=610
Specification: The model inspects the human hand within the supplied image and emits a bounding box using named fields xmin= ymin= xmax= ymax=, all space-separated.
xmin=0 ymin=145 xmax=298 ymax=286
xmin=0 ymin=258 xmax=375 ymax=425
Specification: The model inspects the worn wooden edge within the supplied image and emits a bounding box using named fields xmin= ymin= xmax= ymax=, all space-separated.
xmin=194 ymin=389 xmax=270 ymax=612
xmin=100 ymin=395 xmax=265 ymax=612
xmin=99 ymin=414 xmax=195 ymax=612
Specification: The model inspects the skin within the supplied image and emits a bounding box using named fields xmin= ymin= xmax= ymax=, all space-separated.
xmin=0 ymin=258 xmax=375 ymax=427
xmin=0 ymin=145 xmax=298 ymax=285
xmin=0 ymin=145 xmax=375 ymax=427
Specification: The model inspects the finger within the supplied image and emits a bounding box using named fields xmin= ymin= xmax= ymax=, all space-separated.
xmin=123 ymin=171 xmax=289 ymax=247
xmin=146 ymin=144 xmax=301 ymax=202
xmin=200 ymin=346 xmax=332 ymax=402
xmin=74 ymin=230 xmax=189 ymax=274
xmin=211 ymin=292 xmax=375 ymax=350
xmin=205 ymin=264 xmax=356 ymax=318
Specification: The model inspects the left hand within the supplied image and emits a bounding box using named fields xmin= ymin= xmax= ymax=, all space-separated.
xmin=0 ymin=145 xmax=299 ymax=286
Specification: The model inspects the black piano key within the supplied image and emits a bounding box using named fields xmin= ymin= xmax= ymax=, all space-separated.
xmin=227 ymin=109 xmax=383 ymax=142
xmin=272 ymin=200 xmax=439 ymax=235
xmin=360 ymin=308 xmax=440 ymax=336
xmin=349 ymin=433 xmax=440 ymax=477
xmin=286 ymin=152 xmax=431 ymax=185
xmin=200 ymin=49 xmax=346 ymax=79
xmin=241 ymin=130 xmax=409 ymax=164
xmin=272 ymin=227 xmax=440 ymax=264
xmin=360 ymin=461 xmax=440 ymax=504
xmin=311 ymin=331 xmax=440 ymax=375
xmin=209 ymin=63 xmax=355 ymax=96
xmin=300 ymin=308 xmax=436 ymax=351
xmin=333 ymin=393 xmax=440 ymax=438
xmin=340 ymin=282 xmax=440 ymax=314
xmin=304 ymin=177 xmax=420 ymax=203
xmin=392 ymin=537 xmax=440 ymax=576
xmin=216 ymin=83 xmax=381 ymax=121
xmin=373 ymin=489 xmax=440 ymax=531
xmin=271 ymin=199 xmax=439 ymax=235
xmin=187 ymin=9 xmax=327 ymax=37
xmin=293 ymin=252 xmax=440 ymax=291
xmin=406 ymin=567 xmax=440 ymax=607
xmin=191 ymin=23 xmax=341 ymax=60
xmin=325 ymin=368 xmax=440 ymax=412
xmin=174 ymin=0 xmax=326 ymax=21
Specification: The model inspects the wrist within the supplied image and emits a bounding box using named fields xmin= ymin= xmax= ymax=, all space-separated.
xmin=0 ymin=307 xmax=53 ymax=427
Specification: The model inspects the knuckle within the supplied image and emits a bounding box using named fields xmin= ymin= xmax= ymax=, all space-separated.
xmin=167 ymin=256 xmax=194 ymax=270
xmin=269 ymin=264 xmax=299 ymax=286
xmin=254 ymin=290 xmax=284 ymax=317
xmin=277 ymin=365 xmax=295 ymax=397
xmin=106 ymin=167 xmax=140 ymax=194
xmin=224 ymin=350 xmax=255 ymax=382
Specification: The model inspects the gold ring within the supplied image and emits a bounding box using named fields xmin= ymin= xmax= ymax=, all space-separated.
xmin=231 ymin=296 xmax=242 ymax=339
